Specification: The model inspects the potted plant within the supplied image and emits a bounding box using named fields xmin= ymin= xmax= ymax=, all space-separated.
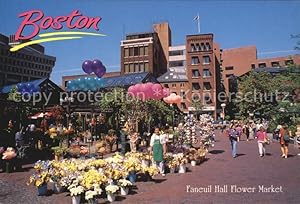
xmin=118 ymin=179 xmax=132 ymax=195
xmin=68 ymin=184 xmax=85 ymax=204
xmin=28 ymin=171 xmax=50 ymax=196
xmin=105 ymin=184 xmax=119 ymax=202
xmin=51 ymin=146 xmax=66 ymax=161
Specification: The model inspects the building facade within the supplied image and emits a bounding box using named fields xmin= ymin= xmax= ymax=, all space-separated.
xmin=186 ymin=34 xmax=223 ymax=118
xmin=120 ymin=23 xmax=170 ymax=78
xmin=0 ymin=33 xmax=56 ymax=87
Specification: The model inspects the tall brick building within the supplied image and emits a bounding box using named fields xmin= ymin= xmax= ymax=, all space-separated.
xmin=120 ymin=23 xmax=170 ymax=77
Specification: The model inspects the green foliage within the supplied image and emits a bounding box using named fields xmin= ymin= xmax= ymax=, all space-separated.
xmin=7 ymin=86 xmax=21 ymax=102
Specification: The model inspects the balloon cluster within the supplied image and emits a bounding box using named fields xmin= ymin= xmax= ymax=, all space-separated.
xmin=163 ymin=93 xmax=182 ymax=104
xmin=82 ymin=59 xmax=106 ymax=78
xmin=17 ymin=83 xmax=40 ymax=94
xmin=127 ymin=82 xmax=170 ymax=101
xmin=67 ymin=77 xmax=104 ymax=91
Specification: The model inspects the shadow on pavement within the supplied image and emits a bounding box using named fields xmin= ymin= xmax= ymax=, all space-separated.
xmin=209 ymin=150 xmax=225 ymax=154
xmin=153 ymin=179 xmax=167 ymax=184
xmin=236 ymin=154 xmax=245 ymax=157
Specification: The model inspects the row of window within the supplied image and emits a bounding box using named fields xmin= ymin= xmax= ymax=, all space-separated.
xmin=191 ymin=56 xmax=211 ymax=65
xmin=169 ymin=50 xmax=185 ymax=56
xmin=191 ymin=43 xmax=211 ymax=52
xmin=169 ymin=60 xmax=185 ymax=67
xmin=252 ymin=59 xmax=294 ymax=69
xmin=124 ymin=62 xmax=149 ymax=73
xmin=164 ymin=83 xmax=185 ymax=88
xmin=124 ymin=46 xmax=149 ymax=57
xmin=1 ymin=57 xmax=52 ymax=71
xmin=0 ymin=65 xmax=49 ymax=77
xmin=192 ymin=82 xmax=212 ymax=91
xmin=1 ymin=49 xmax=55 ymax=65
xmin=192 ymin=69 xmax=212 ymax=78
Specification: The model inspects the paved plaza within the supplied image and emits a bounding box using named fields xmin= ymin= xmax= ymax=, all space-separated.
xmin=1 ymin=130 xmax=300 ymax=204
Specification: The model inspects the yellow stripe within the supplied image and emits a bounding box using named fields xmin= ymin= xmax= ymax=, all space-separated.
xmin=39 ymin=31 xmax=106 ymax=37
xmin=10 ymin=36 xmax=82 ymax=52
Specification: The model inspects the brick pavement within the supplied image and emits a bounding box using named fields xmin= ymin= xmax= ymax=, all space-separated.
xmin=0 ymin=130 xmax=299 ymax=204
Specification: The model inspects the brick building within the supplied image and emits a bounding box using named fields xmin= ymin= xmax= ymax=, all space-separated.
xmin=120 ymin=23 xmax=170 ymax=77
xmin=0 ymin=33 xmax=56 ymax=87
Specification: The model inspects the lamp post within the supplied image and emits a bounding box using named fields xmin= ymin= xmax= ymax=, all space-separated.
xmin=221 ymin=103 xmax=226 ymax=120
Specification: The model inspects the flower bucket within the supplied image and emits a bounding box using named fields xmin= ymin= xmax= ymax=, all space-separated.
xmin=87 ymin=199 xmax=97 ymax=204
xmin=120 ymin=186 xmax=129 ymax=196
xmin=191 ymin=160 xmax=196 ymax=166
xmin=72 ymin=195 xmax=81 ymax=204
xmin=170 ymin=168 xmax=176 ymax=174
xmin=5 ymin=161 xmax=12 ymax=173
xmin=37 ymin=183 xmax=47 ymax=196
xmin=142 ymin=160 xmax=150 ymax=167
xmin=128 ymin=171 xmax=136 ymax=183
xmin=53 ymin=182 xmax=62 ymax=194
xmin=107 ymin=193 xmax=116 ymax=202
xmin=178 ymin=165 xmax=186 ymax=173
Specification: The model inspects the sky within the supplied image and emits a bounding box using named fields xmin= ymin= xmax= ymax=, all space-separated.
xmin=1 ymin=0 xmax=300 ymax=85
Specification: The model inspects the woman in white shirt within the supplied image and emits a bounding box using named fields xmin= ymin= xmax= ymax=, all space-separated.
xmin=150 ymin=127 xmax=167 ymax=176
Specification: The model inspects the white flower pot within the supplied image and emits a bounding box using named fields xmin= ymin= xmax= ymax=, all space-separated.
xmin=120 ymin=186 xmax=129 ymax=195
xmin=179 ymin=165 xmax=186 ymax=173
xmin=191 ymin=161 xmax=196 ymax=166
xmin=107 ymin=193 xmax=116 ymax=202
xmin=72 ymin=195 xmax=81 ymax=204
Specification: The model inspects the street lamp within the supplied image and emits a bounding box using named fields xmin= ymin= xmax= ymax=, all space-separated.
xmin=221 ymin=103 xmax=226 ymax=120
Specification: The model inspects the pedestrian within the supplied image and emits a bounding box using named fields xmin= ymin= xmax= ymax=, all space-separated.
xmin=128 ymin=132 xmax=140 ymax=152
xmin=150 ymin=127 xmax=167 ymax=176
xmin=278 ymin=125 xmax=289 ymax=158
xmin=15 ymin=127 xmax=25 ymax=147
xmin=227 ymin=124 xmax=239 ymax=158
xmin=256 ymin=127 xmax=268 ymax=157
xmin=245 ymin=123 xmax=250 ymax=141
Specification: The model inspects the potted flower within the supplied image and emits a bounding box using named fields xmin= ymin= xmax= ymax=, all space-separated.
xmin=167 ymin=160 xmax=178 ymax=173
xmin=142 ymin=165 xmax=160 ymax=181
xmin=68 ymin=184 xmax=85 ymax=204
xmin=28 ymin=171 xmax=50 ymax=196
xmin=124 ymin=158 xmax=141 ymax=183
xmin=51 ymin=146 xmax=66 ymax=161
xmin=105 ymin=184 xmax=119 ymax=202
xmin=118 ymin=179 xmax=132 ymax=195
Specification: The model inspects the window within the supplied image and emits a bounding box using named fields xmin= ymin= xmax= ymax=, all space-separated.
xmin=164 ymin=84 xmax=169 ymax=88
xmin=191 ymin=43 xmax=196 ymax=52
xmin=169 ymin=60 xmax=184 ymax=67
xmin=129 ymin=63 xmax=134 ymax=72
xmin=204 ymin=95 xmax=212 ymax=104
xmin=180 ymin=83 xmax=185 ymax=88
xmin=144 ymin=46 xmax=149 ymax=56
xmin=169 ymin=50 xmax=184 ymax=56
xmin=139 ymin=47 xmax=144 ymax=56
xmin=129 ymin=47 xmax=134 ymax=56
xmin=200 ymin=43 xmax=205 ymax=51
xmin=205 ymin=43 xmax=211 ymax=51
xmin=271 ymin=61 xmax=280 ymax=67
xmin=134 ymin=63 xmax=139 ymax=72
xmin=203 ymin=56 xmax=210 ymax=64
xmin=144 ymin=62 xmax=149 ymax=71
xmin=225 ymin=66 xmax=234 ymax=71
xmin=139 ymin=63 xmax=145 ymax=72
xmin=203 ymin=69 xmax=211 ymax=77
xmin=195 ymin=43 xmax=200 ymax=51
xmin=124 ymin=48 xmax=129 ymax=57
xmin=191 ymin=56 xmax=200 ymax=65
xmin=192 ymin=69 xmax=200 ymax=78
xmin=226 ymin=74 xmax=233 ymax=78
xmin=172 ymin=84 xmax=176 ymax=88
xmin=285 ymin=59 xmax=294 ymax=66
xmin=124 ymin=64 xmax=129 ymax=73
xmin=192 ymin=83 xmax=200 ymax=91
xmin=134 ymin=47 xmax=139 ymax=56
xmin=203 ymin=82 xmax=212 ymax=90
xmin=181 ymin=103 xmax=187 ymax=109
xmin=258 ymin=63 xmax=266 ymax=68
xmin=192 ymin=93 xmax=200 ymax=102
xmin=251 ymin=64 xmax=255 ymax=69
xmin=180 ymin=91 xmax=186 ymax=99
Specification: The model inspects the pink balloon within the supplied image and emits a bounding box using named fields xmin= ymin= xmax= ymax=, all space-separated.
xmin=151 ymin=84 xmax=163 ymax=99
xmin=163 ymin=88 xmax=170 ymax=97
xmin=128 ymin=85 xmax=136 ymax=95
xmin=163 ymin=97 xmax=170 ymax=103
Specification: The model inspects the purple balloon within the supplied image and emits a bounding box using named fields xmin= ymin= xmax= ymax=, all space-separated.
xmin=95 ymin=68 xmax=106 ymax=78
xmin=92 ymin=59 xmax=103 ymax=70
xmin=82 ymin=60 xmax=94 ymax=74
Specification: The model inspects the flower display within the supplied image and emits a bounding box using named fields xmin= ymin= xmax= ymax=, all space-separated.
xmin=69 ymin=185 xmax=85 ymax=196
xmin=142 ymin=166 xmax=160 ymax=177
xmin=81 ymin=169 xmax=107 ymax=189
xmin=105 ymin=184 xmax=119 ymax=194
xmin=28 ymin=171 xmax=51 ymax=187
xmin=124 ymin=157 xmax=141 ymax=172
xmin=2 ymin=147 xmax=17 ymax=160
xmin=85 ymin=190 xmax=98 ymax=201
